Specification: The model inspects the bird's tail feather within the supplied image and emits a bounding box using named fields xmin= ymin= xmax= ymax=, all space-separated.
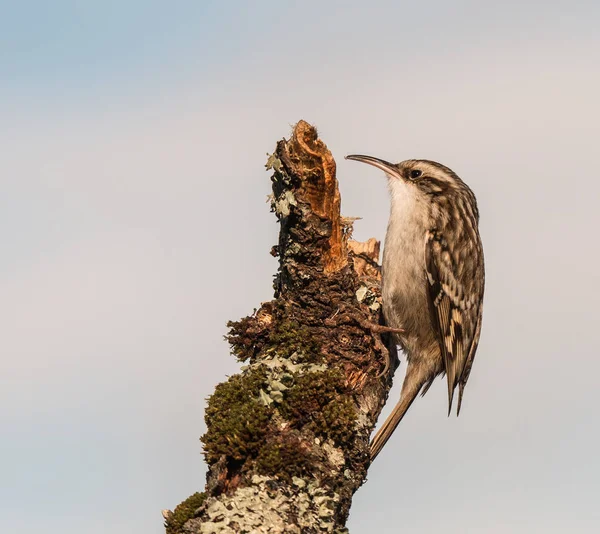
xmin=369 ymin=387 xmax=420 ymax=461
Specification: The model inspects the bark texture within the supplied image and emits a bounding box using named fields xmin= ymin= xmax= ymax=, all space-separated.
xmin=165 ymin=120 xmax=395 ymax=534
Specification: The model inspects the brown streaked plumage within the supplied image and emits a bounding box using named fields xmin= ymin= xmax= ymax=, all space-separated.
xmin=345 ymin=155 xmax=485 ymax=461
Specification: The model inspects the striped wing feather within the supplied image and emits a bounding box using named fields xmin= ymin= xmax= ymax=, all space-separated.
xmin=426 ymin=231 xmax=483 ymax=414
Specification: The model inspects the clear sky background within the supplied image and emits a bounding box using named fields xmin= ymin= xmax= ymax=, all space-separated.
xmin=2 ymin=1 xmax=599 ymax=533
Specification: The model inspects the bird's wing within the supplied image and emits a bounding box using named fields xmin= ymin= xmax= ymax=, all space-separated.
xmin=425 ymin=230 xmax=484 ymax=414
xmin=457 ymin=302 xmax=483 ymax=414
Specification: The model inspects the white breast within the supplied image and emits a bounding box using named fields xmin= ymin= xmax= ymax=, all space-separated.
xmin=381 ymin=178 xmax=430 ymax=342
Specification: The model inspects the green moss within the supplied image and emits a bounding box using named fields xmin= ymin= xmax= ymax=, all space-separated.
xmin=280 ymin=370 xmax=357 ymax=446
xmin=280 ymin=369 xmax=344 ymax=420
xmin=226 ymin=315 xmax=264 ymax=362
xmin=268 ymin=320 xmax=322 ymax=363
xmin=201 ymin=368 xmax=272 ymax=463
xmin=225 ymin=314 xmax=322 ymax=364
xmin=318 ymin=397 xmax=357 ymax=444
xmin=255 ymin=436 xmax=314 ymax=481
xmin=165 ymin=492 xmax=206 ymax=534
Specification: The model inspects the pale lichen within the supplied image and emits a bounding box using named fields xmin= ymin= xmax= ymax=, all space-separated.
xmin=185 ymin=477 xmax=344 ymax=534
xmin=273 ymin=190 xmax=298 ymax=218
xmin=355 ymin=283 xmax=381 ymax=311
xmin=265 ymin=153 xmax=283 ymax=173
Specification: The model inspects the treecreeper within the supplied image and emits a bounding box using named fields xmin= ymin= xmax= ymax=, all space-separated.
xmin=346 ymin=155 xmax=485 ymax=461
xmin=164 ymin=124 xmax=485 ymax=533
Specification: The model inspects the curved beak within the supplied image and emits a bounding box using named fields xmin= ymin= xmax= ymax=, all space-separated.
xmin=345 ymin=154 xmax=402 ymax=179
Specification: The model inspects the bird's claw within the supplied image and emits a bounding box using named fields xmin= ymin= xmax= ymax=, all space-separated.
xmin=324 ymin=307 xmax=401 ymax=378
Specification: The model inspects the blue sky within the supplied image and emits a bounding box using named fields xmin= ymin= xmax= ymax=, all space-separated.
xmin=2 ymin=1 xmax=600 ymax=533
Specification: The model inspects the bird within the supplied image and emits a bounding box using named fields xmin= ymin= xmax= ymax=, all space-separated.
xmin=345 ymin=155 xmax=485 ymax=461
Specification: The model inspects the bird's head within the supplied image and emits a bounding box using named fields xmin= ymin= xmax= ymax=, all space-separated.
xmin=345 ymin=154 xmax=479 ymax=222
xmin=345 ymin=154 xmax=467 ymax=199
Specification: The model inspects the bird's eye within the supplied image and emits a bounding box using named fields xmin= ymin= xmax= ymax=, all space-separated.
xmin=409 ymin=169 xmax=422 ymax=179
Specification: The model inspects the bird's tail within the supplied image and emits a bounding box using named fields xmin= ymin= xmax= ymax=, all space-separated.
xmin=369 ymin=386 xmax=420 ymax=461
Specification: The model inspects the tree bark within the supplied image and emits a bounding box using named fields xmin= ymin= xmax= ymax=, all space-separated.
xmin=164 ymin=120 xmax=396 ymax=534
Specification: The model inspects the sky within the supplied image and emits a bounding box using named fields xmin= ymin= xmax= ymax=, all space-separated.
xmin=1 ymin=1 xmax=599 ymax=533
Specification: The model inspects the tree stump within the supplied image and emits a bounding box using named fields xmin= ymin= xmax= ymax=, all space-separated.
xmin=165 ymin=120 xmax=396 ymax=534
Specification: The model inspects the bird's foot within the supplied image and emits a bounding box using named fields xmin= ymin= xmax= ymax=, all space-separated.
xmin=349 ymin=318 xmax=403 ymax=376
xmin=361 ymin=323 xmax=404 ymax=335
xmin=324 ymin=309 xmax=402 ymax=378
xmin=372 ymin=333 xmax=392 ymax=378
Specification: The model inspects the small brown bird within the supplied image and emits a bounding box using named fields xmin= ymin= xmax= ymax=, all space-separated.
xmin=346 ymin=155 xmax=485 ymax=461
